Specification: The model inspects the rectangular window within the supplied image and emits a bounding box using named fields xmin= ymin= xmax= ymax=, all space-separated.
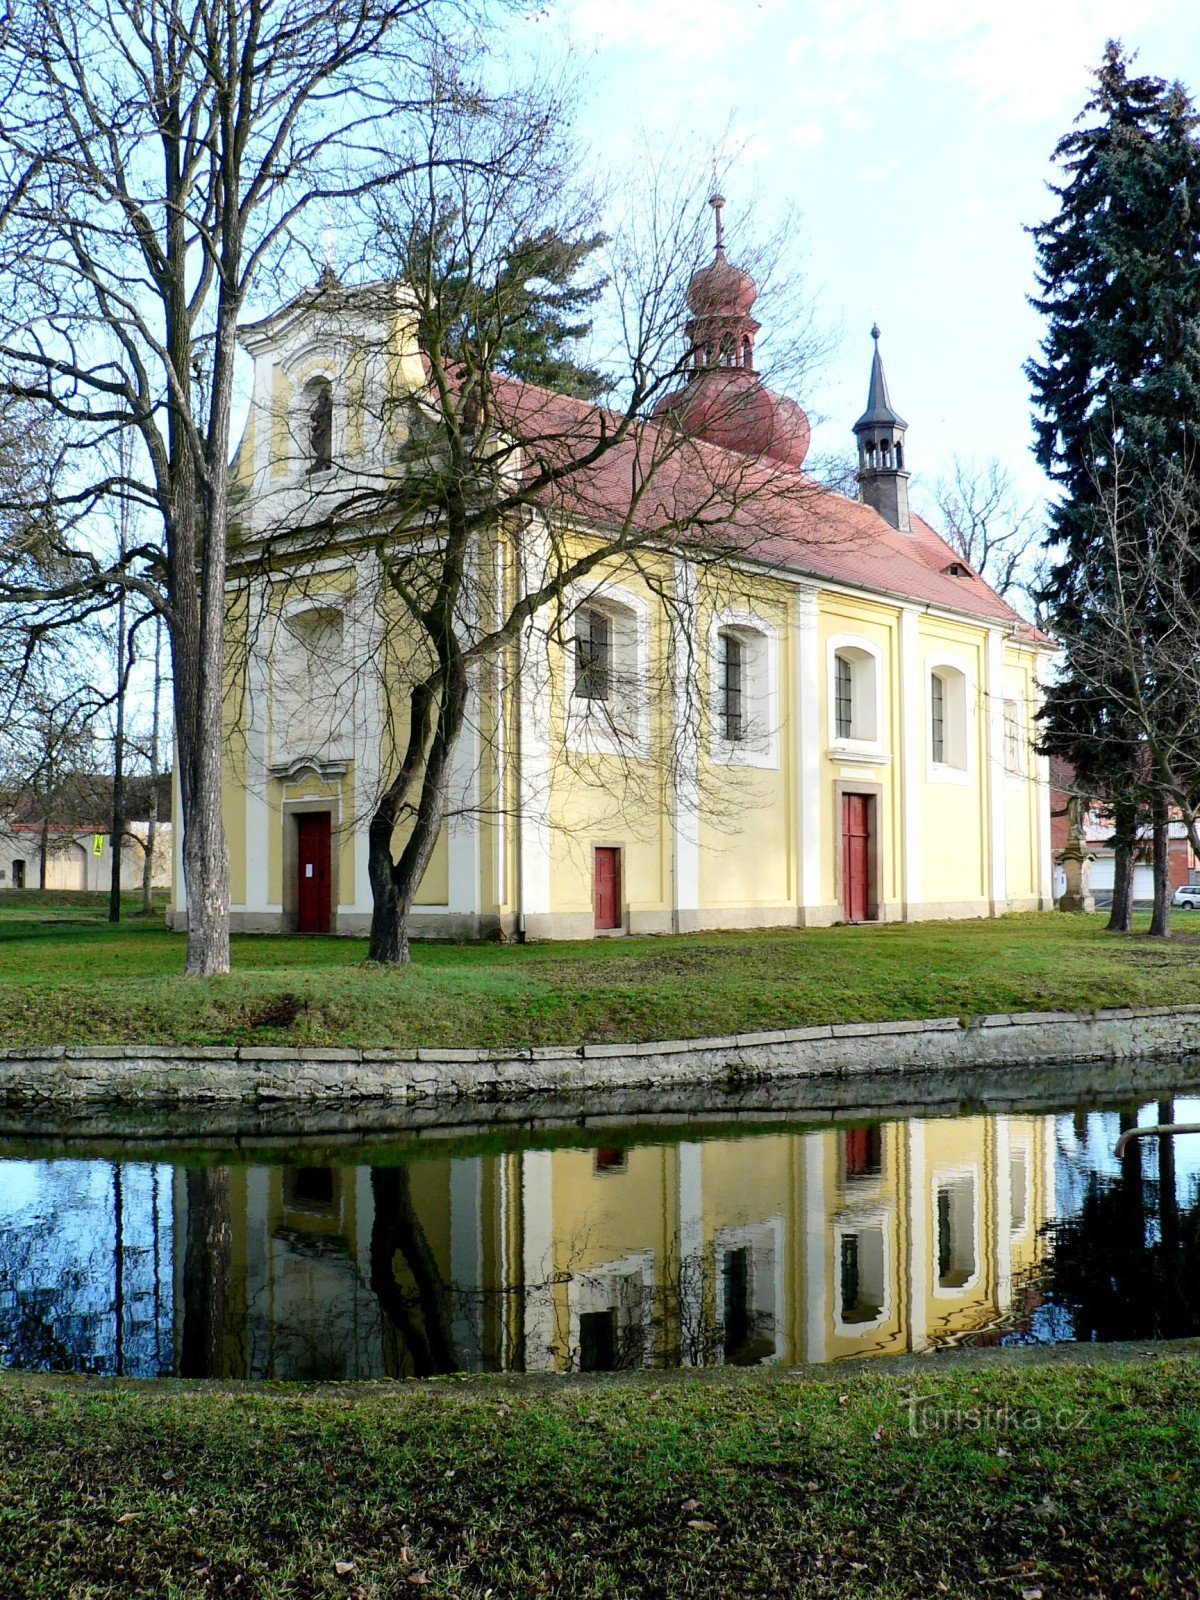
xmin=839 ymin=1233 xmax=861 ymax=1322
xmin=835 ymin=654 xmax=853 ymax=739
xmin=843 ymin=1126 xmax=882 ymax=1179
xmin=574 ymin=609 xmax=611 ymax=701
xmin=931 ymin=673 xmax=945 ymax=764
xmin=720 ymin=631 xmax=744 ymax=741
xmin=1004 ymin=700 xmax=1021 ymax=775
xmin=578 ymin=1308 xmax=617 ymax=1372
xmin=722 ymin=1246 xmax=751 ymax=1360
xmin=11 ymin=860 xmax=24 ymax=890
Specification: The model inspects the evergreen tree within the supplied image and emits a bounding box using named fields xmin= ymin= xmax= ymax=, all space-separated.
xmin=405 ymin=206 xmax=612 ymax=401
xmin=490 ymin=227 xmax=612 ymax=400
xmin=1027 ymin=41 xmax=1200 ymax=928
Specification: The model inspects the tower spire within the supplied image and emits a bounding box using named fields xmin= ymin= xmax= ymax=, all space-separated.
xmin=853 ymin=325 xmax=910 ymax=532
xmin=710 ymin=190 xmax=726 ymax=253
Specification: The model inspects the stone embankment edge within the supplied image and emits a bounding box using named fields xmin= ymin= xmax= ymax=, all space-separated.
xmin=3 ymin=1003 xmax=1200 ymax=1107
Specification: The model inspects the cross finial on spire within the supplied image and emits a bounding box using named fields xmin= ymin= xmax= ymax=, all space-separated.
xmin=871 ymin=321 xmax=881 ymax=342
xmin=709 ymin=191 xmax=726 ymax=254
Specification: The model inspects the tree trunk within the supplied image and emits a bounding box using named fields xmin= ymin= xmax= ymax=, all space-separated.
xmin=38 ymin=815 xmax=48 ymax=890
xmin=141 ymin=614 xmax=162 ymax=916
xmin=1148 ymin=790 xmax=1171 ymax=938
xmin=108 ymin=581 xmax=127 ymax=924
xmin=367 ymin=870 xmax=411 ymax=965
xmin=369 ymin=1166 xmax=458 ymax=1377
xmin=1107 ymin=799 xmax=1137 ymax=933
xmin=180 ymin=1167 xmax=232 ymax=1378
xmin=367 ymin=661 xmax=469 ymax=966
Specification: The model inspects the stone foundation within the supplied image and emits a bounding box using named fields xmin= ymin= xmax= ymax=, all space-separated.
xmin=4 ymin=1004 xmax=1200 ymax=1109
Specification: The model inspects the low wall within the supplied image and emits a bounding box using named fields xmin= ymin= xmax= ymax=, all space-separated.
xmin=4 ymin=1003 xmax=1200 ymax=1108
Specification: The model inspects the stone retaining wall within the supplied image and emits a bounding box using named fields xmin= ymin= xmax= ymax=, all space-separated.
xmin=4 ymin=1003 xmax=1200 ymax=1107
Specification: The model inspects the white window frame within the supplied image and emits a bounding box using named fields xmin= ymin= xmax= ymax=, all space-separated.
xmin=826 ymin=632 xmax=885 ymax=757
xmin=564 ymin=583 xmax=651 ymax=760
xmin=1002 ymin=693 xmax=1028 ymax=788
xmin=713 ymin=1217 xmax=786 ymax=1365
xmin=1009 ymin=1139 xmax=1032 ymax=1241
xmin=931 ymin=1164 xmax=982 ymax=1297
xmin=567 ymin=1249 xmax=656 ymax=1371
xmin=271 ymin=590 xmax=352 ymax=764
xmin=280 ymin=346 xmax=343 ymax=485
xmin=708 ymin=609 xmax=779 ymax=769
xmin=833 ymin=1207 xmax=892 ymax=1336
xmin=925 ymin=654 xmax=975 ymax=785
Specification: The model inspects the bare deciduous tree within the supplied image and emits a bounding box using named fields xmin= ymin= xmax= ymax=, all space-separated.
xmin=0 ymin=0 xmax=460 ymax=973
xmin=927 ymin=456 xmax=1045 ymax=617
xmin=227 ymin=81 xmax=837 ymax=963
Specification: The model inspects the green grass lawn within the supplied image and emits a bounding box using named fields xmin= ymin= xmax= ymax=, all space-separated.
xmin=3 ymin=1355 xmax=1200 ymax=1598
xmin=1 ymin=890 xmax=1198 ymax=1050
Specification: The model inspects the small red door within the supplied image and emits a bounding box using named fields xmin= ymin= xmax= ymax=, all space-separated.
xmin=296 ymin=812 xmax=332 ymax=934
xmin=594 ymin=847 xmax=622 ymax=931
xmin=841 ymin=794 xmax=871 ymax=923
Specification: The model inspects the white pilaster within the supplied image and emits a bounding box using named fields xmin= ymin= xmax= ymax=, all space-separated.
xmin=906 ymin=1120 xmax=927 ymax=1354
xmin=985 ymin=629 xmax=1008 ymax=914
xmin=1034 ymin=653 xmax=1054 ymax=909
xmin=672 ymin=558 xmax=701 ymax=926
xmin=245 ymin=591 xmax=271 ymax=914
xmin=521 ymin=1150 xmax=557 ymax=1371
xmin=677 ymin=1141 xmax=704 ymax=1364
xmin=446 ymin=679 xmax=482 ymax=918
xmin=801 ymin=1131 xmax=827 ymax=1364
xmin=899 ymin=607 xmax=923 ymax=913
xmin=450 ymin=1156 xmax=484 ymax=1368
xmin=1043 ymin=1116 xmax=1058 ymax=1228
xmin=993 ymin=1115 xmax=1013 ymax=1316
xmin=517 ymin=521 xmax=553 ymax=922
xmin=795 ymin=586 xmax=823 ymax=917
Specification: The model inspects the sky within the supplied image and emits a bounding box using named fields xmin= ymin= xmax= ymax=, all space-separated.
xmin=526 ymin=0 xmax=1200 ymax=518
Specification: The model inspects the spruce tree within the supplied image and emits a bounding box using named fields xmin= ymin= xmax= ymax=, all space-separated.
xmin=1028 ymin=41 xmax=1200 ymax=930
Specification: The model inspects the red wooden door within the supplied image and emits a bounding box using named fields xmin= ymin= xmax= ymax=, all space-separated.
xmin=594 ymin=847 xmax=622 ymax=930
xmin=841 ymin=794 xmax=871 ymax=923
xmin=296 ymin=812 xmax=332 ymax=934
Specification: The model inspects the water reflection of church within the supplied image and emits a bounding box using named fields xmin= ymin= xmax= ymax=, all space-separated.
xmin=174 ymin=1114 xmax=1055 ymax=1380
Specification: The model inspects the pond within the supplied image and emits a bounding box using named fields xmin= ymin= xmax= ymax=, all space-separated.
xmin=4 ymin=1062 xmax=1200 ymax=1380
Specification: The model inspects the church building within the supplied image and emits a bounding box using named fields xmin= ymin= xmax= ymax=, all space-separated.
xmin=175 ymin=200 xmax=1054 ymax=939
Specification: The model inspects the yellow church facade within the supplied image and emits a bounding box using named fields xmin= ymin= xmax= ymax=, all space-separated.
xmin=176 ymin=232 xmax=1053 ymax=940
xmin=175 ymin=1111 xmax=1057 ymax=1378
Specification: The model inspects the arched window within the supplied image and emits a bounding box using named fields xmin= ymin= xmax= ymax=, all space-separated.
xmin=567 ymin=590 xmax=649 ymax=756
xmin=894 ymin=440 xmax=904 ymax=469
xmin=305 ymin=377 xmax=333 ymax=474
xmin=929 ymin=663 xmax=969 ymax=771
xmin=828 ymin=638 xmax=881 ymax=748
xmin=274 ymin=602 xmax=346 ymax=754
xmin=574 ymin=607 xmax=612 ymax=702
xmin=936 ymin=1172 xmax=978 ymax=1291
xmin=1003 ymin=698 xmax=1023 ymax=777
xmin=838 ymin=1224 xmax=887 ymax=1326
xmin=711 ymin=614 xmax=778 ymax=766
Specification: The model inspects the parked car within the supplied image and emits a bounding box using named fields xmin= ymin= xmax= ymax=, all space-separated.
xmin=1173 ymin=884 xmax=1200 ymax=910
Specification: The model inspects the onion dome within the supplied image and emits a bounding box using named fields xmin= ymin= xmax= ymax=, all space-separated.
xmin=687 ymin=197 xmax=758 ymax=319
xmin=656 ymin=193 xmax=810 ymax=471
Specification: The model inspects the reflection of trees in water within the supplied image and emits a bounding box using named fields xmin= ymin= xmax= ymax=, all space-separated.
xmin=180 ymin=1167 xmax=235 ymax=1377
xmin=0 ymin=1162 xmax=173 ymax=1377
xmin=1047 ymin=1102 xmax=1200 ymax=1342
xmin=369 ymin=1166 xmax=458 ymax=1376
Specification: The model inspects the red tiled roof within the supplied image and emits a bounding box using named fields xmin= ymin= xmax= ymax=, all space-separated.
xmin=485 ymin=378 xmax=1049 ymax=644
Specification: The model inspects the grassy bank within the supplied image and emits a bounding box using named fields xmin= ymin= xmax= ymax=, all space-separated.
xmin=3 ymin=1355 xmax=1200 ymax=1597
xmin=1 ymin=891 xmax=1199 ymax=1049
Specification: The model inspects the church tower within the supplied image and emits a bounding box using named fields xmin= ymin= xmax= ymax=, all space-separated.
xmin=853 ymin=325 xmax=910 ymax=533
